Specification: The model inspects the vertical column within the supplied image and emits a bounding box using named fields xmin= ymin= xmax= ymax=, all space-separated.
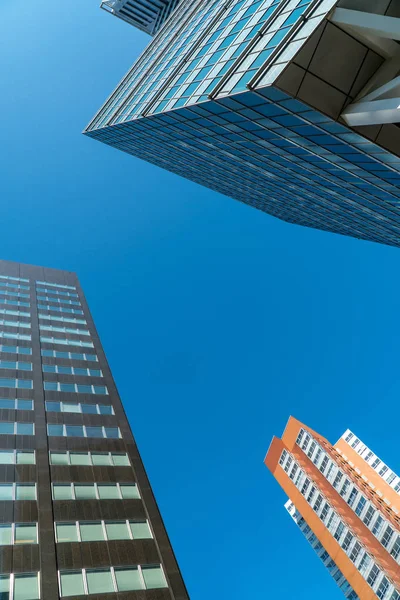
xmin=30 ymin=283 xmax=59 ymax=600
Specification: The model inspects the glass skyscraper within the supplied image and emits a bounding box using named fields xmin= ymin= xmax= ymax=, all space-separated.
xmin=0 ymin=259 xmax=188 ymax=600
xmin=85 ymin=0 xmax=400 ymax=247
xmin=266 ymin=417 xmax=400 ymax=600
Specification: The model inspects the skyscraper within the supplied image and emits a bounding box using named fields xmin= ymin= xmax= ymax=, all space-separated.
xmin=0 ymin=259 xmax=188 ymax=600
xmin=100 ymin=0 xmax=182 ymax=35
xmin=85 ymin=0 xmax=400 ymax=247
xmin=265 ymin=417 xmax=400 ymax=600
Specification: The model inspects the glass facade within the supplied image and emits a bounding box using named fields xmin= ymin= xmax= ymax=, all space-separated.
xmin=86 ymin=0 xmax=400 ymax=247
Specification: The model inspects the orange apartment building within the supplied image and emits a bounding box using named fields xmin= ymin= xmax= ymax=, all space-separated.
xmin=265 ymin=417 xmax=400 ymax=600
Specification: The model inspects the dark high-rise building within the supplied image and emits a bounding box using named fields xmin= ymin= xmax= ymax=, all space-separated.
xmin=0 ymin=259 xmax=188 ymax=600
xmin=85 ymin=0 xmax=400 ymax=248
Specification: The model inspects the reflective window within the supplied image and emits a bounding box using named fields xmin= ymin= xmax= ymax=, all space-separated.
xmin=14 ymin=524 xmax=37 ymax=545
xmin=47 ymin=425 xmax=120 ymax=439
xmin=44 ymin=382 xmax=107 ymax=395
xmin=79 ymin=522 xmax=104 ymax=542
xmin=114 ymin=567 xmax=143 ymax=592
xmin=56 ymin=523 xmax=79 ymax=543
xmin=49 ymin=451 xmax=130 ymax=466
xmin=14 ymin=573 xmax=40 ymax=600
xmin=141 ymin=566 xmax=167 ymax=589
xmin=130 ymin=521 xmax=152 ymax=539
xmin=59 ymin=571 xmax=85 ymax=597
xmin=86 ymin=569 xmax=114 ymax=595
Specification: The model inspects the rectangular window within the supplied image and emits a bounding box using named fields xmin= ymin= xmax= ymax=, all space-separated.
xmin=141 ymin=566 xmax=167 ymax=589
xmin=120 ymin=484 xmax=140 ymax=499
xmin=70 ymin=453 xmax=91 ymax=466
xmin=79 ymin=522 xmax=105 ymax=542
xmin=112 ymin=453 xmax=130 ymax=466
xmin=129 ymin=521 xmax=152 ymax=539
xmin=74 ymin=485 xmax=96 ymax=500
xmin=0 ymin=524 xmax=12 ymax=545
xmin=114 ymin=567 xmax=144 ymax=592
xmin=367 ymin=565 xmax=380 ymax=586
xmin=363 ymin=506 xmax=375 ymax=527
xmin=53 ymin=485 xmax=73 ymax=501
xmin=381 ymin=525 xmax=394 ymax=548
xmin=0 ymin=378 xmax=32 ymax=389
xmin=104 ymin=521 xmax=129 ymax=540
xmin=90 ymin=453 xmax=111 ymax=466
xmin=60 ymin=571 xmax=85 ymax=597
xmin=86 ymin=569 xmax=114 ymax=594
xmin=0 ymin=345 xmax=31 ymax=355
xmin=372 ymin=516 xmax=384 ymax=536
xmin=16 ymin=484 xmax=36 ymax=501
xmin=14 ymin=573 xmax=40 ymax=600
xmin=14 ymin=524 xmax=37 ymax=545
xmin=97 ymin=485 xmax=120 ymax=500
xmin=17 ymin=451 xmax=35 ymax=464
xmin=390 ymin=536 xmax=400 ymax=560
xmin=56 ymin=523 xmax=79 ymax=543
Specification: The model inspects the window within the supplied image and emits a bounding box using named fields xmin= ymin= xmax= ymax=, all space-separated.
xmin=0 ymin=344 xmax=31 ymax=355
xmin=104 ymin=522 xmax=130 ymax=540
xmin=74 ymin=485 xmax=97 ymax=500
xmin=53 ymin=485 xmax=73 ymax=501
xmin=334 ymin=522 xmax=345 ymax=541
xmin=349 ymin=542 xmax=361 ymax=563
xmin=390 ymin=535 xmax=400 ymax=560
xmin=17 ymin=451 xmax=35 ymax=464
xmin=141 ymin=566 xmax=167 ymax=589
xmin=0 ymin=421 xmax=34 ymax=435
xmin=363 ymin=506 xmax=375 ymax=527
xmin=79 ymin=522 xmax=105 ymax=542
xmin=372 ymin=516 xmax=384 ymax=536
xmin=40 ymin=325 xmax=89 ymax=336
xmin=56 ymin=523 xmax=79 ymax=543
xmin=367 ymin=565 xmax=380 ymax=586
xmin=16 ymin=484 xmax=36 ymax=500
xmin=38 ymin=304 xmax=84 ymax=316
xmin=377 ymin=578 xmax=390 ymax=599
xmin=120 ymin=484 xmax=140 ymax=499
xmin=39 ymin=314 xmax=86 ymax=325
xmin=45 ymin=401 xmax=112 ymax=414
xmin=49 ymin=451 xmax=130 ymax=466
xmin=0 ymin=378 xmax=32 ymax=389
xmin=129 ymin=521 xmax=152 ymax=539
xmin=0 ymin=360 xmax=32 ymax=371
xmin=49 ymin=424 xmax=122 ymax=439
xmin=41 ymin=350 xmax=97 ymax=361
xmin=0 ymin=524 xmax=12 ymax=545
xmin=44 ymin=382 xmax=108 ymax=395
xmin=36 ymin=287 xmax=77 ymax=297
xmin=15 ymin=524 xmax=37 ymax=544
xmin=86 ymin=569 xmax=114 ymax=594
xmin=14 ymin=573 xmax=40 ymax=600
xmin=60 ymin=572 xmax=85 ymax=597
xmin=59 ymin=565 xmax=166 ymax=596
xmin=381 ymin=525 xmax=394 ymax=548
xmin=42 ymin=366 xmax=102 ymax=377
xmin=70 ymin=453 xmax=91 ymax=466
xmin=52 ymin=483 xmax=139 ymax=501
xmin=0 ymin=483 xmax=36 ymax=500
xmin=97 ymin=485 xmax=119 ymax=500
xmin=40 ymin=336 xmax=93 ymax=348
xmin=355 ymin=497 xmax=366 ymax=516
xmin=36 ymin=281 xmax=75 ymax=291
xmin=114 ymin=567 xmax=144 ymax=592
xmin=0 ymin=331 xmax=31 ymax=341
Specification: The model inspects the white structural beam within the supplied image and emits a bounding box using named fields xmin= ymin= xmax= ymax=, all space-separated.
xmin=358 ymin=75 xmax=400 ymax=104
xmin=330 ymin=8 xmax=399 ymax=57
xmin=332 ymin=8 xmax=400 ymax=41
xmin=342 ymin=97 xmax=400 ymax=126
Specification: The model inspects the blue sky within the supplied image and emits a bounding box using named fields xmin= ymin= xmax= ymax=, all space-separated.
xmin=2 ymin=2 xmax=400 ymax=599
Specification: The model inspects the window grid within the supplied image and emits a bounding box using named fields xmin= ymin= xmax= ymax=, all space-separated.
xmin=0 ymin=360 xmax=32 ymax=371
xmin=52 ymin=482 xmax=140 ymax=501
xmin=42 ymin=365 xmax=102 ymax=377
xmin=38 ymin=304 xmax=84 ymax=316
xmin=49 ymin=451 xmax=130 ymax=467
xmin=0 ymin=572 xmax=40 ymax=600
xmin=0 ymin=523 xmax=38 ymax=545
xmin=0 ymin=399 xmax=33 ymax=410
xmin=36 ymin=281 xmax=76 ymax=291
xmin=47 ymin=425 xmax=120 ymax=439
xmin=41 ymin=349 xmax=97 ymax=361
xmin=45 ymin=401 xmax=113 ymax=415
xmin=40 ymin=337 xmax=94 ymax=348
xmin=39 ymin=314 xmax=87 ymax=325
xmin=0 ymin=483 xmax=37 ymax=501
xmin=0 ymin=421 xmax=34 ymax=435
xmin=55 ymin=519 xmax=151 ymax=542
xmin=44 ymin=382 xmax=107 ymax=394
xmin=0 ymin=450 xmax=35 ymax=465
xmin=0 ymin=344 xmax=32 ymax=355
xmin=58 ymin=565 xmax=167 ymax=596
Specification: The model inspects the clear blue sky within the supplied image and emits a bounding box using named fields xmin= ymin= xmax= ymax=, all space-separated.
xmin=1 ymin=2 xmax=400 ymax=599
